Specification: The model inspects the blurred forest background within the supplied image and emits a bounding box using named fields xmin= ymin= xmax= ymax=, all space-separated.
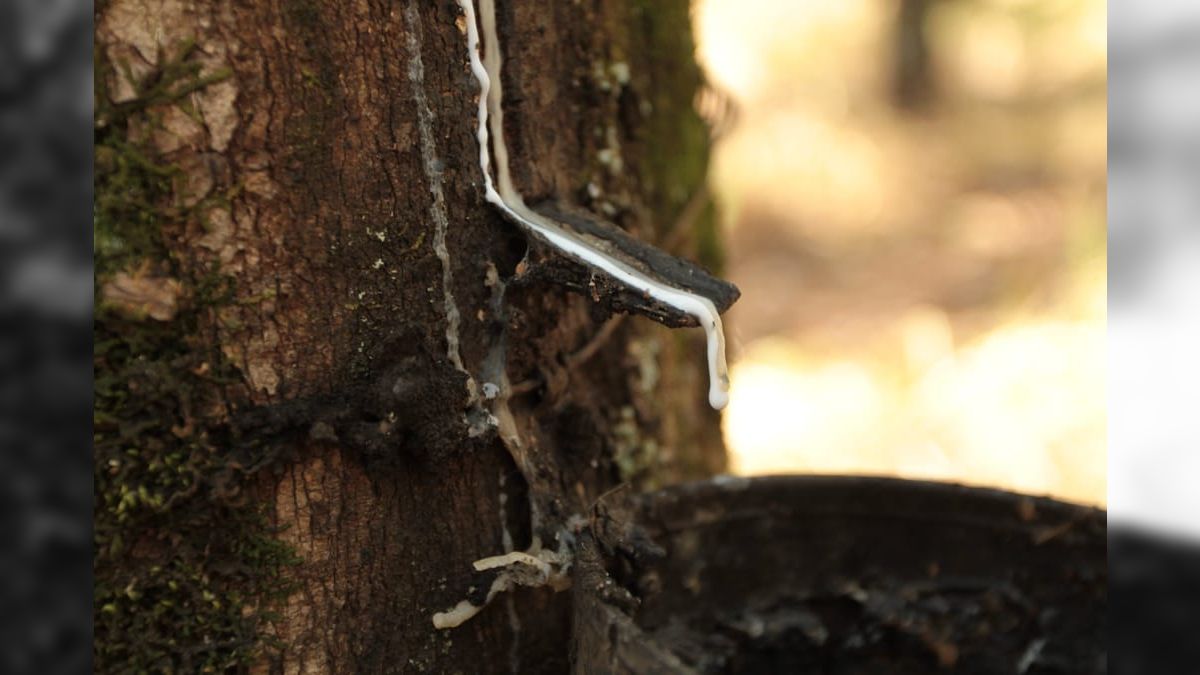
xmin=695 ymin=0 xmax=1106 ymax=505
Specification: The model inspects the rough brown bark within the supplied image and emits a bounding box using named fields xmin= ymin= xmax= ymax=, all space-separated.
xmin=95 ymin=0 xmax=723 ymax=671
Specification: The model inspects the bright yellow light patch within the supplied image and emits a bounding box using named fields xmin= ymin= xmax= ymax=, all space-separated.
xmin=697 ymin=0 xmax=1106 ymax=505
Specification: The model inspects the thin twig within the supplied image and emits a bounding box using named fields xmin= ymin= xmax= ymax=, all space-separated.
xmin=565 ymin=314 xmax=625 ymax=368
xmin=509 ymin=315 xmax=626 ymax=396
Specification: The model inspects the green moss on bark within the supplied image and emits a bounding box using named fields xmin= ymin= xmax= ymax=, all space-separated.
xmin=94 ymin=42 xmax=297 ymax=672
xmin=627 ymin=0 xmax=724 ymax=275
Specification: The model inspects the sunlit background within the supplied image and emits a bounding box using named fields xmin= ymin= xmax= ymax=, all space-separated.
xmin=694 ymin=0 xmax=1106 ymax=505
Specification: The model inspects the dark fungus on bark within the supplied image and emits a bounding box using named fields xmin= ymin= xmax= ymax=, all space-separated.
xmin=230 ymin=352 xmax=476 ymax=468
xmin=520 ymin=200 xmax=741 ymax=329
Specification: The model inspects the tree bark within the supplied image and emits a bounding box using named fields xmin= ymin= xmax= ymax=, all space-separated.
xmin=95 ymin=0 xmax=723 ymax=672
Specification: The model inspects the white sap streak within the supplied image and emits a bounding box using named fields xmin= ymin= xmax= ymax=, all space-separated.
xmin=405 ymin=2 xmax=479 ymax=409
xmin=430 ymin=539 xmax=573 ymax=629
xmin=505 ymin=595 xmax=521 ymax=674
xmin=432 ymin=599 xmax=483 ymax=629
xmin=480 ymin=262 xmax=546 ymax=528
xmin=479 ymin=0 xmax=517 ymax=200
xmin=456 ymin=0 xmax=731 ymax=409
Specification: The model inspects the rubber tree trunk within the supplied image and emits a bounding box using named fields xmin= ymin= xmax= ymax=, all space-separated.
xmin=94 ymin=0 xmax=723 ymax=672
xmin=892 ymin=0 xmax=934 ymax=110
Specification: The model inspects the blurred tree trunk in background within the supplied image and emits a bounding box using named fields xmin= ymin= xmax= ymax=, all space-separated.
xmin=94 ymin=0 xmax=722 ymax=671
xmin=893 ymin=0 xmax=935 ymax=110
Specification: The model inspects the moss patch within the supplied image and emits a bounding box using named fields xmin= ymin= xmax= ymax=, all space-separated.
xmin=626 ymin=0 xmax=723 ymax=274
xmin=94 ymin=42 xmax=297 ymax=672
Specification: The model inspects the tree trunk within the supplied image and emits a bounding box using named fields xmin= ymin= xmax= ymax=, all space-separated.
xmin=94 ymin=0 xmax=724 ymax=672
xmin=892 ymin=0 xmax=934 ymax=110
